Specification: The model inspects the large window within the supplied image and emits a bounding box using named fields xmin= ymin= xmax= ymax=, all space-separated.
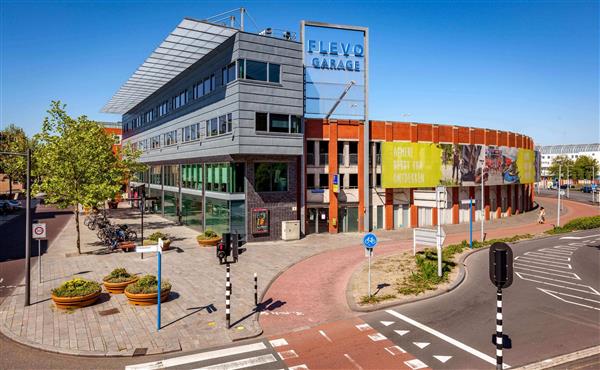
xmin=206 ymin=113 xmax=233 ymax=137
xmin=163 ymin=130 xmax=178 ymax=146
xmin=182 ymin=164 xmax=202 ymax=190
xmin=158 ymin=101 xmax=168 ymax=117
xmin=238 ymin=59 xmax=281 ymax=83
xmin=172 ymin=90 xmax=187 ymax=109
xmin=182 ymin=123 xmax=200 ymax=143
xmin=255 ymin=112 xmax=302 ymax=134
xmin=254 ymin=163 xmax=288 ymax=192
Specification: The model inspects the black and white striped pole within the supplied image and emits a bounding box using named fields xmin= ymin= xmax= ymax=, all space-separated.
xmin=225 ymin=263 xmax=231 ymax=329
xmin=496 ymin=288 xmax=503 ymax=369
xmin=489 ymin=242 xmax=513 ymax=370
xmin=254 ymin=272 xmax=258 ymax=306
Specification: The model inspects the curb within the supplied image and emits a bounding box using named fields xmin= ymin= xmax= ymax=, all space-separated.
xmin=512 ymin=345 xmax=600 ymax=370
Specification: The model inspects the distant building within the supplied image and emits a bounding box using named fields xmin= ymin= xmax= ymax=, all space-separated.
xmin=99 ymin=121 xmax=122 ymax=154
xmin=536 ymin=144 xmax=600 ymax=181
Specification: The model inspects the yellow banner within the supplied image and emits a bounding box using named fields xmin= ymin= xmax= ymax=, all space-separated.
xmin=516 ymin=149 xmax=535 ymax=184
xmin=381 ymin=142 xmax=442 ymax=188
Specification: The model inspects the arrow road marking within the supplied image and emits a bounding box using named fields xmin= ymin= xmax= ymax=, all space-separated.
xmin=537 ymin=288 xmax=600 ymax=311
xmin=413 ymin=342 xmax=430 ymax=349
xmin=433 ymin=355 xmax=453 ymax=363
xmin=386 ymin=310 xmax=510 ymax=368
xmin=394 ymin=330 xmax=410 ymax=336
xmin=380 ymin=321 xmax=394 ymax=326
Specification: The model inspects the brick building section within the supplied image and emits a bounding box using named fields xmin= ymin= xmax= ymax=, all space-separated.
xmin=245 ymin=155 xmax=299 ymax=242
xmin=305 ymin=119 xmax=535 ymax=233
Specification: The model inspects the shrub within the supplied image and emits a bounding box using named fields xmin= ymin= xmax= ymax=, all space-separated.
xmin=197 ymin=229 xmax=219 ymax=241
xmin=360 ymin=294 xmax=397 ymax=305
xmin=52 ymin=278 xmax=101 ymax=297
xmin=546 ymin=216 xmax=600 ymax=235
xmin=147 ymin=231 xmax=169 ymax=241
xmin=103 ymin=268 xmax=135 ymax=283
xmin=125 ymin=275 xmax=171 ymax=294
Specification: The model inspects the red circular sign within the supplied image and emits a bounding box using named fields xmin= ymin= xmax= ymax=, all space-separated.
xmin=34 ymin=226 xmax=44 ymax=235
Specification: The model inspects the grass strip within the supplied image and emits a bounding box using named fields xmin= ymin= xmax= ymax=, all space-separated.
xmin=545 ymin=215 xmax=600 ymax=235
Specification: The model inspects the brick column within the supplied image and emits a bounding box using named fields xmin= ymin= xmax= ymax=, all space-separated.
xmin=328 ymin=120 xmax=339 ymax=233
xmin=506 ymin=184 xmax=512 ymax=216
xmin=452 ymin=187 xmax=459 ymax=224
xmin=496 ymin=185 xmax=502 ymax=219
xmin=358 ymin=123 xmax=365 ymax=232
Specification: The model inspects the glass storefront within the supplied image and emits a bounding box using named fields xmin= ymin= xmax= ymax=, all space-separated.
xmin=230 ymin=200 xmax=245 ymax=236
xmin=205 ymin=197 xmax=230 ymax=235
xmin=163 ymin=190 xmax=179 ymax=223
xmin=181 ymin=193 xmax=203 ymax=231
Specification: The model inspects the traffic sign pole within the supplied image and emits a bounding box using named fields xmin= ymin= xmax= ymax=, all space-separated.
xmin=362 ymin=233 xmax=378 ymax=298
xmin=38 ymin=240 xmax=41 ymax=283
xmin=368 ymin=248 xmax=371 ymax=298
xmin=470 ymin=199 xmax=473 ymax=249
xmin=32 ymin=223 xmax=47 ymax=284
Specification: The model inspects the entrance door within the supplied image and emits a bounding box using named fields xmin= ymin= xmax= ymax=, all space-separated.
xmin=317 ymin=208 xmax=329 ymax=233
xmin=347 ymin=207 xmax=359 ymax=232
xmin=307 ymin=208 xmax=317 ymax=234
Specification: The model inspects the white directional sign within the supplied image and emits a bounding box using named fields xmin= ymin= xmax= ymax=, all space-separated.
xmin=413 ymin=228 xmax=446 ymax=247
xmin=32 ymin=223 xmax=47 ymax=239
xmin=135 ymin=239 xmax=164 ymax=254
xmin=414 ymin=190 xmax=448 ymax=208
xmin=460 ymin=199 xmax=476 ymax=205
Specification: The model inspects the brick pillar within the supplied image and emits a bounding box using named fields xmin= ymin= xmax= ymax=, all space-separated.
xmin=385 ymin=188 xmax=394 ymax=230
xmin=410 ymin=188 xmax=418 ymax=227
xmin=452 ymin=187 xmax=459 ymax=224
xmin=358 ymin=123 xmax=365 ymax=232
xmin=506 ymin=184 xmax=512 ymax=216
xmin=496 ymin=185 xmax=502 ymax=218
xmin=328 ymin=120 xmax=338 ymax=233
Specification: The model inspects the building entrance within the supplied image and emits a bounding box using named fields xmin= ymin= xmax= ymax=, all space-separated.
xmin=339 ymin=206 xmax=359 ymax=232
xmin=307 ymin=207 xmax=329 ymax=234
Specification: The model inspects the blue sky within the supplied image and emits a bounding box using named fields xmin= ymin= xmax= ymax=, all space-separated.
xmin=1 ymin=1 xmax=598 ymax=145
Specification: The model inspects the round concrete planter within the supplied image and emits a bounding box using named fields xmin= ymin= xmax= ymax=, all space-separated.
xmin=125 ymin=289 xmax=170 ymax=306
xmin=197 ymin=237 xmax=221 ymax=247
xmin=51 ymin=290 xmax=101 ymax=309
xmin=103 ymin=277 xmax=138 ymax=294
xmin=143 ymin=239 xmax=172 ymax=250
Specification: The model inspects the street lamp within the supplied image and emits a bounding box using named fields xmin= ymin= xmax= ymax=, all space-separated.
xmin=0 ymin=149 xmax=32 ymax=306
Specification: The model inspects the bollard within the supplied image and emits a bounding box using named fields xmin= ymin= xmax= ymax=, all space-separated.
xmin=254 ymin=272 xmax=258 ymax=306
xmin=496 ymin=289 xmax=503 ymax=369
xmin=225 ymin=263 xmax=231 ymax=329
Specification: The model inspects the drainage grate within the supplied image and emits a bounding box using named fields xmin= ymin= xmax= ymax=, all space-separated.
xmin=133 ymin=347 xmax=148 ymax=356
xmin=98 ymin=308 xmax=120 ymax=316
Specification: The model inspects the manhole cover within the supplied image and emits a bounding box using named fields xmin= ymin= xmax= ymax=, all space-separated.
xmin=98 ymin=308 xmax=120 ymax=316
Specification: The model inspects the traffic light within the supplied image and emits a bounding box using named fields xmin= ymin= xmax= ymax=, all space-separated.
xmin=216 ymin=233 xmax=232 ymax=264
xmin=232 ymin=233 xmax=246 ymax=263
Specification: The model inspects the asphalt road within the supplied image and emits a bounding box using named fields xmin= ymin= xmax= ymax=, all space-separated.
xmin=361 ymin=229 xmax=600 ymax=369
xmin=537 ymin=188 xmax=599 ymax=205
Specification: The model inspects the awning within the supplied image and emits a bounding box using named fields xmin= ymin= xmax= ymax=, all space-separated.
xmin=101 ymin=18 xmax=238 ymax=114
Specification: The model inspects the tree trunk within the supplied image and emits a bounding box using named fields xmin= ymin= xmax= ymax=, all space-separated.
xmin=75 ymin=208 xmax=81 ymax=254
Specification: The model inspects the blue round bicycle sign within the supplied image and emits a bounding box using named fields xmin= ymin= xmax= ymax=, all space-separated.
xmin=362 ymin=233 xmax=378 ymax=249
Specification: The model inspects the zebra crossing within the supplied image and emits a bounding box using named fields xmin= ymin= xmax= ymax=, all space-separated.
xmin=125 ymin=340 xmax=285 ymax=370
xmin=514 ymin=235 xmax=600 ymax=311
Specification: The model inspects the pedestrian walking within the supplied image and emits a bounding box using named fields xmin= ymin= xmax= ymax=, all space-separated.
xmin=538 ymin=207 xmax=546 ymax=224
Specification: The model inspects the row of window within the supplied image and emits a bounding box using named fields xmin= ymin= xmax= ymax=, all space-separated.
xmin=307 ymin=172 xmax=382 ymax=189
xmin=207 ymin=113 xmax=233 ymax=137
xmin=256 ymin=112 xmax=302 ymax=134
xmin=125 ymin=59 xmax=282 ymax=132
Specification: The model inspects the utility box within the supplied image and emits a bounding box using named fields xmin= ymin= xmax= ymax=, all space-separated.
xmin=281 ymin=220 xmax=300 ymax=241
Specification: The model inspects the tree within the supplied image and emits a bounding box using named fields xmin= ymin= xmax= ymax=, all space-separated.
xmin=34 ymin=101 xmax=144 ymax=254
xmin=0 ymin=124 xmax=29 ymax=196
xmin=573 ymin=155 xmax=599 ymax=181
xmin=547 ymin=156 xmax=574 ymax=179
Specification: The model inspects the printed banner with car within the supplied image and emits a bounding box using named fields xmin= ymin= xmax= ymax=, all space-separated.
xmin=381 ymin=142 xmax=536 ymax=188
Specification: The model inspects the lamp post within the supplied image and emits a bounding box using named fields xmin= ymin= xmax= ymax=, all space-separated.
xmin=1 ymin=149 xmax=32 ymax=306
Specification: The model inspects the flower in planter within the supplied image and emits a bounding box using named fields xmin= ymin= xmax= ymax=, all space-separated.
xmin=197 ymin=229 xmax=219 ymax=241
xmin=147 ymin=231 xmax=169 ymax=242
xmin=125 ymin=275 xmax=171 ymax=295
xmin=52 ymin=278 xmax=101 ymax=298
xmin=103 ymin=268 xmax=135 ymax=283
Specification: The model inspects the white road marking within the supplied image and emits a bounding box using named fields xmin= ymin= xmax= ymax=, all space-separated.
xmin=567 ymin=243 xmax=586 ymax=247
xmin=538 ymin=288 xmax=600 ymax=311
xmin=355 ymin=323 xmax=372 ymax=332
xmin=269 ymin=338 xmax=288 ymax=348
xmin=384 ymin=345 xmax=406 ymax=356
xmin=404 ymin=359 xmax=428 ymax=369
xmin=288 ymin=365 xmax=309 ymax=370
xmin=193 ymin=354 xmax=277 ymax=370
xmin=368 ymin=333 xmax=387 ymax=341
xmin=344 ymin=354 xmax=363 ymax=370
xmin=560 ymin=234 xmax=600 ymax=240
xmin=538 ymin=248 xmax=572 ymax=255
xmin=380 ymin=320 xmax=395 ymax=326
xmin=514 ymin=265 xmax=581 ymax=280
xmin=433 ymin=355 xmax=453 ymax=363
xmin=259 ymin=311 xmax=304 ymax=316
xmin=318 ymin=330 xmax=332 ymax=342
xmin=516 ymin=272 xmax=600 ymax=295
xmin=413 ymin=342 xmax=430 ymax=349
xmin=524 ymin=252 xmax=571 ymax=261
xmin=514 ymin=256 xmax=572 ymax=269
xmin=394 ymin=329 xmax=410 ymax=336
xmin=386 ymin=310 xmax=511 ymax=368
xmin=125 ymin=342 xmax=268 ymax=369
xmin=554 ymin=246 xmax=578 ymax=250
xmin=277 ymin=349 xmax=299 ymax=360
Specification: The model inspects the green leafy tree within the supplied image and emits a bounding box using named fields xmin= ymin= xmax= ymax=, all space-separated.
xmin=34 ymin=101 xmax=144 ymax=253
xmin=547 ymin=156 xmax=574 ymax=179
xmin=0 ymin=124 xmax=29 ymax=196
xmin=573 ymin=155 xmax=599 ymax=181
